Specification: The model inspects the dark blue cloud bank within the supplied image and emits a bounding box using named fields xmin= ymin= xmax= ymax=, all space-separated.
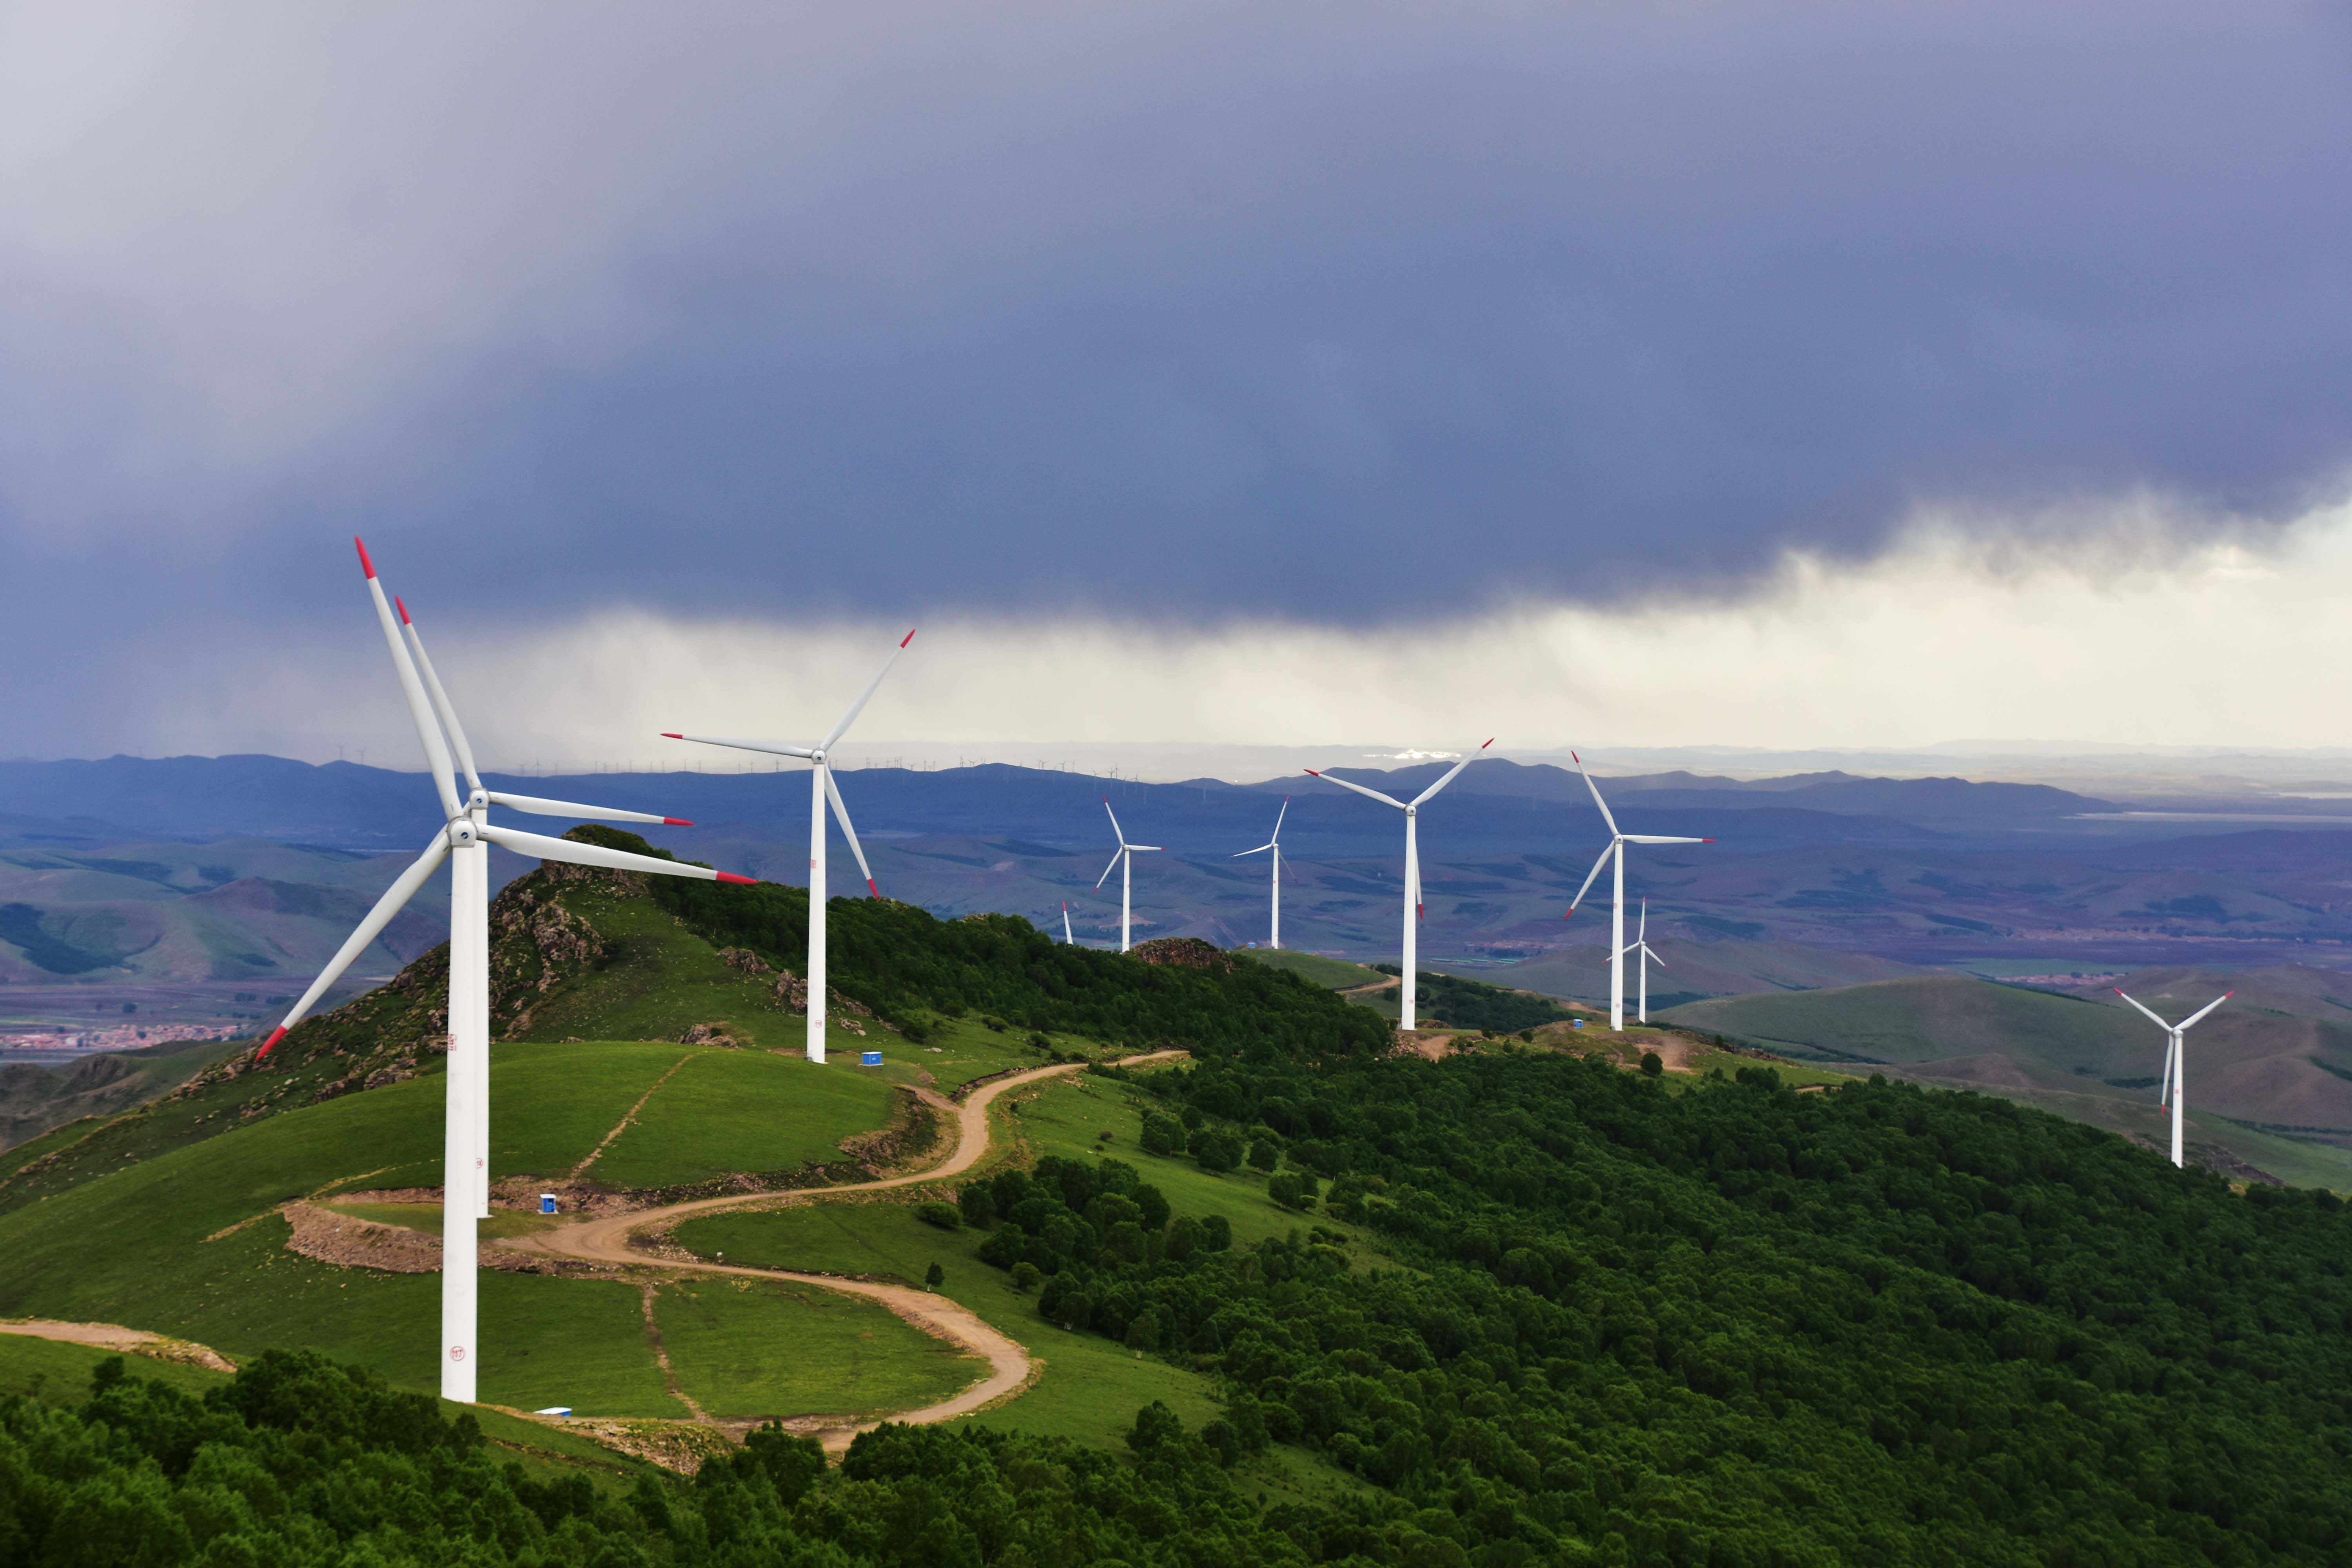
xmin=3 ymin=2 xmax=2350 ymax=675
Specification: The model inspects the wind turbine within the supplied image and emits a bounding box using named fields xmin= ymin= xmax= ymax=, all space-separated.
xmin=1305 ymin=741 xmax=1492 ymax=1030
xmin=1094 ymin=799 xmax=1160 ymax=952
xmin=2114 ymin=987 xmax=2231 ymax=1168
xmin=1603 ymin=900 xmax=1668 ymax=1023
xmin=1567 ymin=753 xmax=1711 ymax=1033
xmin=1062 ymin=901 xmax=1074 ymax=945
xmin=256 ymin=539 xmax=754 ymax=1404
xmin=1233 ymin=797 xmax=1289 ymax=949
xmin=662 ymin=630 xmax=914 ymax=1063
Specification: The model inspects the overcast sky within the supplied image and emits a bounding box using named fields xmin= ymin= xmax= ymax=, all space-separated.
xmin=5 ymin=2 xmax=2350 ymax=761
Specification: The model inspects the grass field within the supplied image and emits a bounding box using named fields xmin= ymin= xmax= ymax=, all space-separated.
xmin=673 ymin=1069 xmax=1394 ymax=1464
xmin=1233 ymin=949 xmax=1388 ymax=990
xmin=673 ymin=1200 xmax=1225 ymax=1449
xmin=0 ymin=1038 xmax=898 ymax=1410
xmin=588 ymin=1048 xmax=895 ymax=1188
xmin=650 ymin=1276 xmax=980 ymax=1423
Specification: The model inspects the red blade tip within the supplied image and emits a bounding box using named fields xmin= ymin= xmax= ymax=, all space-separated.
xmin=715 ymin=872 xmax=757 ymax=885
xmin=1304 ymin=769 xmax=1321 ymax=777
xmin=354 ymin=537 xmax=374 ymax=578
xmin=394 ymin=595 xmax=411 ymax=626
xmin=1481 ymin=738 xmax=1494 ymax=748
xmin=900 ymin=628 xmax=917 ymax=648
xmin=660 ymin=733 xmax=683 ymax=740
xmin=662 ymin=817 xmax=693 ymax=826
xmin=867 ymin=879 xmax=880 ymax=898
xmin=258 ymin=1026 xmax=287 ymax=1058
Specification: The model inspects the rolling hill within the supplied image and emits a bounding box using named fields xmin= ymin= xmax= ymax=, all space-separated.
xmin=1661 ymin=967 xmax=2352 ymax=1187
xmin=9 ymin=825 xmax=2352 ymax=1560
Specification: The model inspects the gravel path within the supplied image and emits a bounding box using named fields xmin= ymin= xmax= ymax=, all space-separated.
xmin=507 ymin=1051 xmax=1184 ymax=1450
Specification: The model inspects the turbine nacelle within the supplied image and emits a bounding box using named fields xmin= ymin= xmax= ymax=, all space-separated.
xmin=1305 ymin=741 xmax=1492 ymax=1029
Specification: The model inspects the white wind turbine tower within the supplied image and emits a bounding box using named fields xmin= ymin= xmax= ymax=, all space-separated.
xmin=1567 ymin=753 xmax=1711 ymax=1033
xmin=1306 ymin=742 xmax=1492 ymax=1030
xmin=1062 ymin=901 xmax=1074 ymax=945
xmin=258 ymin=539 xmax=755 ymax=1404
xmin=1603 ymin=900 xmax=1669 ymax=1024
xmin=1233 ymin=798 xmax=1289 ymax=949
xmin=662 ymin=631 xmax=914 ymax=1064
xmin=1094 ymin=799 xmax=1161 ymax=952
xmin=2114 ymin=986 xmax=2232 ymax=1168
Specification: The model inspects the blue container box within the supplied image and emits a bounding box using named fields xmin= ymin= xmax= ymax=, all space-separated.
xmin=539 ymin=1194 xmax=557 ymax=1214
xmin=861 ymin=1050 xmax=883 ymax=1066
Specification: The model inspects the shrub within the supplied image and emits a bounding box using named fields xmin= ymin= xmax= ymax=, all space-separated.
xmin=1268 ymin=1172 xmax=1319 ymax=1212
xmin=1191 ymin=1128 xmax=1243 ymax=1174
xmin=1640 ymin=1050 xmax=1664 ymax=1076
xmin=1247 ymin=1138 xmax=1278 ymax=1172
xmin=916 ymin=1201 xmax=962 ymax=1230
xmin=924 ymin=1262 xmax=945 ymax=1289
xmin=957 ymin=1185 xmax=996 ymax=1229
xmin=1141 ymin=1112 xmax=1186 ymax=1155
xmin=1009 ymin=1261 xmax=1042 ymax=1292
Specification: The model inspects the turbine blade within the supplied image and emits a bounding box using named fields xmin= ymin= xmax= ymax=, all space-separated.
xmin=2158 ymin=1034 xmax=2176 ymax=1105
xmin=2176 ymin=991 xmax=2234 ymax=1032
xmin=1566 ymin=842 xmax=1613 ymax=913
xmin=1103 ymin=797 xmax=1127 ymax=844
xmin=2113 ymin=988 xmax=2173 ymax=1030
xmin=1638 ymin=900 xmax=1647 ymax=942
xmin=1572 ymin=751 xmax=1620 ymax=838
xmin=1305 ymin=769 xmax=1406 ymax=809
xmin=1131 ymin=844 xmax=1163 ymax=852
xmin=357 ymin=540 xmax=461 ymax=818
xmin=662 ymin=732 xmax=816 ymax=760
xmin=1409 ymin=738 xmax=1495 ymax=807
xmin=487 ymin=792 xmax=693 ymax=826
xmin=1622 ymin=835 xmax=1711 ymax=845
xmin=824 ymin=768 xmax=880 ymax=897
xmin=1271 ymin=797 xmax=1289 ymax=842
xmin=1646 ymin=949 xmax=1667 ymax=970
xmin=1094 ymin=847 xmax=1123 ymax=890
xmin=258 ymin=832 xmax=450 ymax=1057
xmin=478 ymin=823 xmax=757 ymax=884
xmin=398 ymin=603 xmax=482 ymax=796
xmin=1233 ymin=844 xmax=1275 ymax=857
xmin=823 ymin=628 xmax=917 ymax=751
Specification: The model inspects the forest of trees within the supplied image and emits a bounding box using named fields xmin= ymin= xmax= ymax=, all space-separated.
xmin=619 ymin=826 xmax=1392 ymax=1060
xmin=19 ymin=844 xmax=2352 ymax=1563
xmin=997 ymin=1049 xmax=2352 ymax=1563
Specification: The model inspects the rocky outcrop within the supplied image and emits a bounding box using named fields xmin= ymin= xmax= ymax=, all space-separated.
xmin=1128 ymin=937 xmax=1232 ymax=973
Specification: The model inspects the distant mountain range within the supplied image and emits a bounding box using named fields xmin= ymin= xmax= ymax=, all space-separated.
xmin=6 ymin=755 xmax=2352 ymax=1024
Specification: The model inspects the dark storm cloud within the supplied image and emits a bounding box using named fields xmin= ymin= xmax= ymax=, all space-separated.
xmin=4 ymin=1 xmax=2350 ymax=648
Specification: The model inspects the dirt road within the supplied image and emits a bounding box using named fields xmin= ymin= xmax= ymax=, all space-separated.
xmin=510 ymin=1051 xmax=1182 ymax=1448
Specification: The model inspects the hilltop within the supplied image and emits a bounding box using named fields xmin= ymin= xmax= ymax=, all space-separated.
xmin=1662 ymin=967 xmax=2352 ymax=1188
xmin=6 ymin=829 xmax=2352 ymax=1560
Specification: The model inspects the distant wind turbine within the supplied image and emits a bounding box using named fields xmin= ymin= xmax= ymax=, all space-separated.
xmin=1602 ymin=900 xmax=1668 ymax=1023
xmin=1233 ymin=797 xmax=1289 ymax=949
xmin=1094 ymin=799 xmax=1161 ymax=952
xmin=1567 ymin=753 xmax=1711 ymax=1033
xmin=260 ymin=540 xmax=751 ymax=1404
xmin=1307 ymin=742 xmax=1492 ymax=1030
xmin=662 ymin=630 xmax=915 ymax=1063
xmin=1062 ymin=901 xmax=1074 ymax=945
xmin=2114 ymin=987 xmax=2231 ymax=1168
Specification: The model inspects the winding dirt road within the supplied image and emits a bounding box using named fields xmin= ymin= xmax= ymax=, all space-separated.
xmin=506 ymin=1052 xmax=1181 ymax=1450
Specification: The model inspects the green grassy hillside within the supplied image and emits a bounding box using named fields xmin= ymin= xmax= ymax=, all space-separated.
xmin=1664 ymin=973 xmax=2352 ymax=1187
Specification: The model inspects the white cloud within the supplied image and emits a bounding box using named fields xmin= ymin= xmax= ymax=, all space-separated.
xmin=99 ymin=494 xmax=2352 ymax=768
